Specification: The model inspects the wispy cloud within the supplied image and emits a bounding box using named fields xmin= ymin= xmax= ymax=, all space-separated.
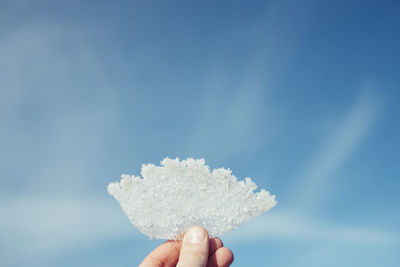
xmin=0 ymin=23 xmax=127 ymax=265
xmin=223 ymin=89 xmax=389 ymax=247
xmin=0 ymin=195 xmax=139 ymax=265
xmin=224 ymin=212 xmax=400 ymax=246
xmin=291 ymin=89 xmax=381 ymax=213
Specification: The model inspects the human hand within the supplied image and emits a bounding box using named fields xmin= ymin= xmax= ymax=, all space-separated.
xmin=139 ymin=226 xmax=234 ymax=267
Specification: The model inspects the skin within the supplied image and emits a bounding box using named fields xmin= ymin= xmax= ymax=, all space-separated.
xmin=139 ymin=226 xmax=234 ymax=267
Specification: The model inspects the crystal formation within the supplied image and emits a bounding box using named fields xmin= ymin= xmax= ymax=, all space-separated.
xmin=108 ymin=157 xmax=277 ymax=239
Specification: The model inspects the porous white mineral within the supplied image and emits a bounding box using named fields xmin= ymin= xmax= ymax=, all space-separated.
xmin=108 ymin=157 xmax=276 ymax=239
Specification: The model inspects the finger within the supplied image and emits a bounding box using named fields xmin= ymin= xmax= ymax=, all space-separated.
xmin=206 ymin=247 xmax=234 ymax=267
xmin=139 ymin=240 xmax=182 ymax=267
xmin=176 ymin=226 xmax=209 ymax=267
xmin=208 ymin=237 xmax=223 ymax=257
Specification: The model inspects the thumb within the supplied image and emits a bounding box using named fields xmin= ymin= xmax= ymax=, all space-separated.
xmin=176 ymin=226 xmax=209 ymax=267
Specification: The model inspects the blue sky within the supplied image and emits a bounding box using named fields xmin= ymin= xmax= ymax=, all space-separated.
xmin=1 ymin=0 xmax=399 ymax=266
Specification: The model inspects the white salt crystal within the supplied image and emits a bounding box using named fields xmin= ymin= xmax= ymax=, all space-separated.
xmin=108 ymin=157 xmax=277 ymax=239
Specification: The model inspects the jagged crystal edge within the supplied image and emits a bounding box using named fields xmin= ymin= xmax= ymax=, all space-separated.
xmin=108 ymin=157 xmax=277 ymax=239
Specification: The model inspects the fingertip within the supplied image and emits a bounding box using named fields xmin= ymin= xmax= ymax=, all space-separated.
xmin=177 ymin=226 xmax=210 ymax=267
xmin=208 ymin=237 xmax=223 ymax=257
xmin=183 ymin=226 xmax=208 ymax=244
xmin=213 ymin=237 xmax=224 ymax=247
xmin=221 ymin=247 xmax=234 ymax=265
xmin=206 ymin=247 xmax=234 ymax=267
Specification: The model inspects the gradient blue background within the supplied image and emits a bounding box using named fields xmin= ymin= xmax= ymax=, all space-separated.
xmin=1 ymin=0 xmax=399 ymax=266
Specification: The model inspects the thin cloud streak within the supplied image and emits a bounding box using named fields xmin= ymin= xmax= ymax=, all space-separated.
xmin=224 ymin=212 xmax=400 ymax=246
xmin=292 ymin=89 xmax=381 ymax=213
xmin=223 ymin=90 xmax=390 ymax=248
xmin=0 ymin=195 xmax=139 ymax=265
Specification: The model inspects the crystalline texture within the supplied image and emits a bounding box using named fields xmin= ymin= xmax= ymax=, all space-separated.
xmin=108 ymin=158 xmax=277 ymax=239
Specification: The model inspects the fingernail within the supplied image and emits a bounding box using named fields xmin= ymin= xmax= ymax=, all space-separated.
xmin=185 ymin=227 xmax=206 ymax=244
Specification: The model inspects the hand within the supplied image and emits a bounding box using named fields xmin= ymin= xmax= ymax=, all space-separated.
xmin=139 ymin=226 xmax=234 ymax=267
